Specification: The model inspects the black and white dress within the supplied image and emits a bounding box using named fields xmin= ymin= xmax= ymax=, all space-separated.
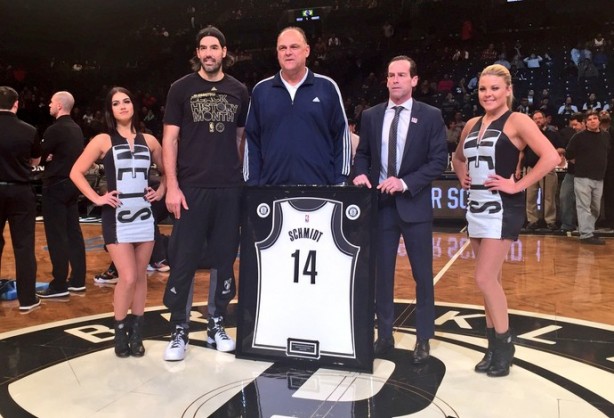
xmin=101 ymin=133 xmax=154 ymax=244
xmin=463 ymin=111 xmax=525 ymax=240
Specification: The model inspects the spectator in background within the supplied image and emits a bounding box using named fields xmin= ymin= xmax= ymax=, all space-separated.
xmin=441 ymin=92 xmax=460 ymax=122
xmin=570 ymin=43 xmax=582 ymax=67
xmin=593 ymin=47 xmax=608 ymax=71
xmin=593 ymin=33 xmax=605 ymax=48
xmin=437 ymin=74 xmax=454 ymax=94
xmin=583 ymin=93 xmax=602 ymax=111
xmin=523 ymin=110 xmax=563 ymax=231
xmin=566 ymin=110 xmax=610 ymax=244
xmin=455 ymin=77 xmax=468 ymax=97
xmin=582 ymin=43 xmax=593 ymax=62
xmin=446 ymin=119 xmax=460 ymax=157
xmin=558 ymin=96 xmax=579 ymax=117
xmin=526 ymin=89 xmax=536 ymax=109
xmin=516 ymin=97 xmax=531 ymax=114
xmin=558 ymin=113 xmax=585 ymax=232
xmin=460 ymin=93 xmax=478 ymax=120
xmin=537 ymin=97 xmax=555 ymax=119
xmin=578 ymin=58 xmax=599 ymax=79
xmin=460 ymin=19 xmax=474 ymax=43
xmin=599 ymin=110 xmax=614 ymax=229
xmin=524 ymin=52 xmax=543 ymax=69
xmin=480 ymin=43 xmax=498 ymax=64
xmin=494 ymin=53 xmax=511 ymax=70
xmin=510 ymin=53 xmax=526 ymax=70
xmin=467 ymin=72 xmax=480 ymax=91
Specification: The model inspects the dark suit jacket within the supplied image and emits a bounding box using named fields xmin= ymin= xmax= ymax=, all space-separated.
xmin=354 ymin=100 xmax=448 ymax=223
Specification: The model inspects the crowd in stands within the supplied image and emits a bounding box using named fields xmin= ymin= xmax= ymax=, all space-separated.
xmin=2 ymin=0 xmax=613 ymax=156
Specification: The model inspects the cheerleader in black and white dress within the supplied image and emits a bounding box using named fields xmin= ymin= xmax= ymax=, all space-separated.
xmin=71 ymin=87 xmax=165 ymax=358
xmin=452 ymin=64 xmax=559 ymax=378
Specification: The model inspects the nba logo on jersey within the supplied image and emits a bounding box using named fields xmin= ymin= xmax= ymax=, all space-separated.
xmin=305 ymin=214 xmax=309 ymax=223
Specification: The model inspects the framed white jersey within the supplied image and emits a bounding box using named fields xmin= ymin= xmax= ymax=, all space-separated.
xmin=237 ymin=186 xmax=376 ymax=372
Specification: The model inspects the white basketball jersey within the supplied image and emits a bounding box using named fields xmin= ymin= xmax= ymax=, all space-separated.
xmin=253 ymin=198 xmax=359 ymax=358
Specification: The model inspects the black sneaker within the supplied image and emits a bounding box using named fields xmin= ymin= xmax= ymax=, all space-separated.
xmin=19 ymin=298 xmax=41 ymax=312
xmin=67 ymin=285 xmax=86 ymax=292
xmin=580 ymin=236 xmax=606 ymax=245
xmin=94 ymin=268 xmax=119 ymax=284
xmin=526 ymin=222 xmax=539 ymax=231
xmin=37 ymin=287 xmax=69 ymax=298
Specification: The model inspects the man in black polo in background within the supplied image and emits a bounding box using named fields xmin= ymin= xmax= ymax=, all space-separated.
xmin=37 ymin=91 xmax=87 ymax=298
xmin=0 ymin=86 xmax=42 ymax=311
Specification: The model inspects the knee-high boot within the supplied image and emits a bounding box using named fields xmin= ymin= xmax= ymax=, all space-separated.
xmin=129 ymin=314 xmax=145 ymax=357
xmin=114 ymin=318 xmax=130 ymax=358
xmin=474 ymin=328 xmax=495 ymax=373
xmin=487 ymin=330 xmax=515 ymax=377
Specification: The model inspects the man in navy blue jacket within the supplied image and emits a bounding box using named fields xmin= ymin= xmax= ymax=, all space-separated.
xmin=243 ymin=26 xmax=351 ymax=186
xmin=353 ymin=56 xmax=447 ymax=364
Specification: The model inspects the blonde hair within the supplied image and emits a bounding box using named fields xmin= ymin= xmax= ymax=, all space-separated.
xmin=480 ymin=64 xmax=514 ymax=110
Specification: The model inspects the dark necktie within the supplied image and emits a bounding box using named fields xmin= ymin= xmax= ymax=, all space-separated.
xmin=387 ymin=106 xmax=403 ymax=178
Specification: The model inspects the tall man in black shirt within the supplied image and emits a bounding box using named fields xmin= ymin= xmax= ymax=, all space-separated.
xmin=566 ymin=110 xmax=611 ymax=244
xmin=0 ymin=86 xmax=42 ymax=311
xmin=162 ymin=26 xmax=249 ymax=361
xmin=37 ymin=91 xmax=87 ymax=298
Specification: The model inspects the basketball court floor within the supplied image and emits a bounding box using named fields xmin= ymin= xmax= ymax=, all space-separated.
xmin=0 ymin=223 xmax=612 ymax=417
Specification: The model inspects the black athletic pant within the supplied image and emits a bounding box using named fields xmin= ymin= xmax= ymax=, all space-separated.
xmin=42 ymin=179 xmax=86 ymax=290
xmin=0 ymin=184 xmax=37 ymax=306
xmin=150 ymin=198 xmax=170 ymax=263
xmin=164 ymin=187 xmax=241 ymax=326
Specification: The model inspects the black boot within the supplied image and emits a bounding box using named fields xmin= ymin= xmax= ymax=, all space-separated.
xmin=474 ymin=328 xmax=495 ymax=373
xmin=114 ymin=318 xmax=130 ymax=358
xmin=129 ymin=314 xmax=145 ymax=357
xmin=487 ymin=330 xmax=515 ymax=377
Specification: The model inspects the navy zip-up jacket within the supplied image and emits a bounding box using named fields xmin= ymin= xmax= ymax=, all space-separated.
xmin=243 ymin=69 xmax=350 ymax=185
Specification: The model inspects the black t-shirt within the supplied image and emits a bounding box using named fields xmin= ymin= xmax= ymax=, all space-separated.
xmin=164 ymin=73 xmax=249 ymax=187
xmin=558 ymin=126 xmax=577 ymax=174
xmin=524 ymin=128 xmax=562 ymax=168
xmin=0 ymin=111 xmax=41 ymax=183
xmin=566 ymin=129 xmax=610 ymax=180
xmin=41 ymin=115 xmax=84 ymax=185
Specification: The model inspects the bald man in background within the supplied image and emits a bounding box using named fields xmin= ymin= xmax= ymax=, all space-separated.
xmin=37 ymin=91 xmax=87 ymax=298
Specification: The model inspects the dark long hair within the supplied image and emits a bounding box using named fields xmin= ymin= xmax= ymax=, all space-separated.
xmin=104 ymin=86 xmax=141 ymax=134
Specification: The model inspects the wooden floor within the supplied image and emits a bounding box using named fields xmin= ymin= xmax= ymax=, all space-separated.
xmin=1 ymin=222 xmax=613 ymax=332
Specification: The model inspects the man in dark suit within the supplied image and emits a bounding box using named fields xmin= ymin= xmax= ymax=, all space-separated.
xmin=353 ymin=56 xmax=447 ymax=363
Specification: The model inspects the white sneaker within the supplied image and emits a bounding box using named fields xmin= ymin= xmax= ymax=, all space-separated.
xmin=207 ymin=316 xmax=235 ymax=352
xmin=163 ymin=326 xmax=189 ymax=361
xmin=147 ymin=260 xmax=170 ymax=272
